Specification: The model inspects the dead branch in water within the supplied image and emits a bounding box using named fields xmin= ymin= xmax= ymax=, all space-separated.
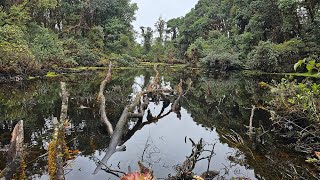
xmin=0 ymin=120 xmax=24 ymax=180
xmin=93 ymin=66 xmax=189 ymax=175
xmin=59 ymin=82 xmax=69 ymax=123
xmin=48 ymin=82 xmax=70 ymax=180
xmin=168 ymin=139 xmax=219 ymax=180
xmin=98 ymin=63 xmax=114 ymax=135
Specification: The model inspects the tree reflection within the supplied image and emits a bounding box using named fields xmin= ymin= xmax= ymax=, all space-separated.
xmin=0 ymin=67 xmax=318 ymax=179
xmin=93 ymin=65 xmax=185 ymax=177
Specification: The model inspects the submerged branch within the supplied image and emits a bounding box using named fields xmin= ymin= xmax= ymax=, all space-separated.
xmin=93 ymin=65 xmax=185 ymax=175
xmin=98 ymin=63 xmax=114 ymax=135
xmin=48 ymin=82 xmax=70 ymax=180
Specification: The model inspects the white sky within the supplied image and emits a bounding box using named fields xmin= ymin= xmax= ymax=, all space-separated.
xmin=131 ymin=0 xmax=199 ymax=42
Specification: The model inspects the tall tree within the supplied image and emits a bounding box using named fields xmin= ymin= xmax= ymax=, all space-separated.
xmin=154 ymin=17 xmax=166 ymax=43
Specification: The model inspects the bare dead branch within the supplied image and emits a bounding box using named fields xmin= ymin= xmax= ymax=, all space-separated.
xmin=48 ymin=82 xmax=70 ymax=180
xmin=93 ymin=66 xmax=182 ymax=174
xmin=98 ymin=63 xmax=114 ymax=135
xmin=59 ymin=82 xmax=69 ymax=123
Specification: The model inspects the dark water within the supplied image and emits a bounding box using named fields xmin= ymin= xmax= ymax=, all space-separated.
xmin=0 ymin=66 xmax=317 ymax=179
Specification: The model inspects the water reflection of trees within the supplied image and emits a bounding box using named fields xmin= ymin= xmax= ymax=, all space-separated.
xmin=180 ymin=72 xmax=317 ymax=179
xmin=0 ymin=68 xmax=317 ymax=179
xmin=0 ymin=70 xmax=140 ymax=177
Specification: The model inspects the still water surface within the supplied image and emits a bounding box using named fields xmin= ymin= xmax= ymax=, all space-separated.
xmin=0 ymin=66 xmax=316 ymax=179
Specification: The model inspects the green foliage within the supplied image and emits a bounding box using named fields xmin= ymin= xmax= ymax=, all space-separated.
xmin=27 ymin=24 xmax=66 ymax=67
xmin=0 ymin=25 xmax=37 ymax=73
xmin=235 ymin=32 xmax=256 ymax=60
xmin=1 ymin=0 xmax=319 ymax=73
xmin=186 ymin=37 xmax=208 ymax=61
xmin=247 ymin=41 xmax=279 ymax=72
xmin=105 ymin=53 xmax=138 ymax=67
xmin=164 ymin=0 xmax=320 ymax=71
xmin=142 ymin=27 xmax=153 ymax=53
xmin=88 ymin=26 xmax=104 ymax=49
xmin=63 ymin=38 xmax=98 ymax=66
xmin=294 ymin=59 xmax=320 ymax=74
xmin=154 ymin=17 xmax=166 ymax=43
xmin=104 ymin=18 xmax=135 ymax=53
xmin=247 ymin=39 xmax=308 ymax=72
xmin=270 ymin=78 xmax=320 ymax=122
xmin=164 ymin=42 xmax=179 ymax=62
xmin=0 ymin=0 xmax=139 ymax=74
xmin=148 ymin=42 xmax=165 ymax=62
xmin=200 ymin=35 xmax=240 ymax=69
xmin=0 ymin=0 xmax=31 ymax=27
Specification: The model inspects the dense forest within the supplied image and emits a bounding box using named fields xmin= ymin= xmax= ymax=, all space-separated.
xmin=165 ymin=0 xmax=320 ymax=72
xmin=0 ymin=0 xmax=139 ymax=75
xmin=1 ymin=0 xmax=320 ymax=74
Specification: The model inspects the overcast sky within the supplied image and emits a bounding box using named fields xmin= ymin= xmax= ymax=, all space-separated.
xmin=131 ymin=0 xmax=198 ymax=41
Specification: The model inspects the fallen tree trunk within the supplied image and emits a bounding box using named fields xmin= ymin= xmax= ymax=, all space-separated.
xmin=0 ymin=120 xmax=24 ymax=180
xmin=48 ymin=82 xmax=69 ymax=180
xmin=98 ymin=63 xmax=114 ymax=135
xmin=93 ymin=90 xmax=151 ymax=174
xmin=93 ymin=66 xmax=182 ymax=175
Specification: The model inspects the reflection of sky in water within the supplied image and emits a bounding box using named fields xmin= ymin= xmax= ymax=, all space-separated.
xmin=60 ymin=106 xmax=255 ymax=179
xmin=1 ymin=69 xmax=313 ymax=179
xmin=35 ymin=74 xmax=256 ymax=180
xmin=132 ymin=75 xmax=144 ymax=95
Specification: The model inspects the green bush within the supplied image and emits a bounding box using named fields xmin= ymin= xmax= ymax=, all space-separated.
xmin=0 ymin=25 xmax=38 ymax=74
xmin=201 ymin=52 xmax=239 ymax=70
xmin=105 ymin=53 xmax=138 ymax=67
xmin=186 ymin=37 xmax=208 ymax=61
xmin=275 ymin=39 xmax=305 ymax=70
xmin=63 ymin=38 xmax=99 ymax=66
xmin=28 ymin=24 xmax=66 ymax=67
xmin=200 ymin=35 xmax=240 ymax=70
xmin=247 ymin=39 xmax=308 ymax=72
xmin=247 ymin=41 xmax=279 ymax=72
xmin=88 ymin=26 xmax=104 ymax=49
xmin=270 ymin=78 xmax=320 ymax=123
xmin=235 ymin=32 xmax=257 ymax=60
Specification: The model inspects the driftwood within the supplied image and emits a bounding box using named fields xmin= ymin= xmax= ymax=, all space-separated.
xmin=59 ymin=82 xmax=69 ymax=123
xmin=168 ymin=139 xmax=219 ymax=180
xmin=48 ymin=82 xmax=69 ymax=180
xmin=93 ymin=92 xmax=168 ymax=174
xmin=121 ymin=98 xmax=177 ymax=145
xmin=93 ymin=65 xmax=186 ymax=175
xmin=0 ymin=120 xmax=24 ymax=180
xmin=98 ymin=63 xmax=114 ymax=135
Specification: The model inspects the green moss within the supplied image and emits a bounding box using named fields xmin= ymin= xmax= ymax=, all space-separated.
xmin=242 ymin=70 xmax=320 ymax=78
xmin=69 ymin=66 xmax=106 ymax=71
xmin=140 ymin=62 xmax=167 ymax=66
xmin=46 ymin=71 xmax=59 ymax=77
xmin=67 ymin=63 xmax=187 ymax=72
xmin=28 ymin=76 xmax=36 ymax=80
xmin=283 ymin=72 xmax=320 ymax=78
xmin=140 ymin=62 xmax=187 ymax=69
